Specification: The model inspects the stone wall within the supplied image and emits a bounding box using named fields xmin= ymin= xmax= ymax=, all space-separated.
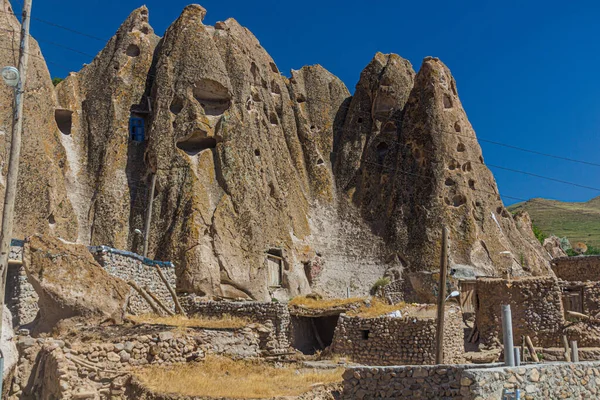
xmin=475 ymin=277 xmax=564 ymax=347
xmin=342 ymin=361 xmax=600 ymax=399
xmin=10 ymin=325 xmax=262 ymax=399
xmin=91 ymin=246 xmax=177 ymax=315
xmin=5 ymin=241 xmax=38 ymax=326
xmin=6 ymin=263 xmax=38 ymax=327
xmin=7 ymin=242 xmax=178 ymax=326
xmin=182 ymin=298 xmax=291 ymax=353
xmin=332 ymin=305 xmax=463 ymax=365
xmin=552 ymin=255 xmax=600 ymax=282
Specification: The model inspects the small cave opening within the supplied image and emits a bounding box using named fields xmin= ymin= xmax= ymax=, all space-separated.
xmin=376 ymin=141 xmax=389 ymax=163
xmin=316 ymin=158 xmax=324 ymax=165
xmin=443 ymin=94 xmax=453 ymax=109
xmin=254 ymin=149 xmax=260 ymax=157
xmin=270 ymin=80 xmax=281 ymax=95
xmin=454 ymin=121 xmax=461 ymax=132
xmin=176 ymin=130 xmax=217 ymax=156
xmin=357 ymin=117 xmax=363 ymax=124
xmin=291 ymin=315 xmax=340 ymax=355
xmin=270 ymin=62 xmax=279 ymax=73
xmin=170 ymin=96 xmax=184 ymax=115
xmin=125 ymin=44 xmax=141 ymax=57
xmin=269 ymin=112 xmax=279 ymax=125
xmin=457 ymin=143 xmax=465 ymax=152
xmin=193 ymin=79 xmax=232 ymax=116
xmin=55 ymin=109 xmax=73 ymax=135
xmin=48 ymin=214 xmax=56 ymax=225
xmin=296 ymin=93 xmax=306 ymax=103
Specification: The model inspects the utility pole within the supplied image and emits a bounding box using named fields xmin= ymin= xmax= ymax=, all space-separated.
xmin=0 ymin=0 xmax=32 ymax=342
xmin=142 ymin=173 xmax=156 ymax=258
xmin=435 ymin=226 xmax=449 ymax=364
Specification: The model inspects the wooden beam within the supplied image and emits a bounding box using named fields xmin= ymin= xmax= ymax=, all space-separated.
xmin=128 ymin=280 xmax=162 ymax=315
xmin=144 ymin=285 xmax=175 ymax=316
xmin=525 ymin=336 xmax=539 ymax=362
xmin=154 ymin=265 xmax=186 ymax=316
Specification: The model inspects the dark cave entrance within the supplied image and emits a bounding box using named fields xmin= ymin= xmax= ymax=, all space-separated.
xmin=291 ymin=315 xmax=340 ymax=355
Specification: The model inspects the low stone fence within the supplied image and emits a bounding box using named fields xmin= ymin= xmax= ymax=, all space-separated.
xmin=342 ymin=361 xmax=600 ymax=399
xmin=90 ymin=246 xmax=177 ymax=315
xmin=332 ymin=305 xmax=464 ymax=365
xmin=183 ymin=298 xmax=291 ymax=353
xmin=10 ymin=324 xmax=263 ymax=399
xmin=552 ymin=255 xmax=600 ymax=282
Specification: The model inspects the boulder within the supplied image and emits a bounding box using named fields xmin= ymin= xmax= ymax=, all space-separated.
xmin=543 ymin=236 xmax=568 ymax=259
xmin=24 ymin=235 xmax=130 ymax=333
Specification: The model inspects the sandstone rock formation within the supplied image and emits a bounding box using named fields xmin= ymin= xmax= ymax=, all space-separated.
xmin=1 ymin=3 xmax=552 ymax=301
xmin=0 ymin=0 xmax=77 ymax=240
xmin=24 ymin=235 xmax=130 ymax=333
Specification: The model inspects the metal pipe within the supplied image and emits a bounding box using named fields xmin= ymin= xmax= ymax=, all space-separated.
xmin=514 ymin=347 xmax=521 ymax=366
xmin=502 ymin=304 xmax=515 ymax=367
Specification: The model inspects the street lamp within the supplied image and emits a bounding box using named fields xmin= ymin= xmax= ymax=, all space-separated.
xmin=1 ymin=66 xmax=20 ymax=88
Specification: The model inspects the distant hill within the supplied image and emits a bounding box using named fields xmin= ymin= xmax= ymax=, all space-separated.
xmin=509 ymin=196 xmax=600 ymax=248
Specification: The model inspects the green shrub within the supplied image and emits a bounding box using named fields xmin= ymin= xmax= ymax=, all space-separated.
xmin=532 ymin=224 xmax=547 ymax=245
xmin=52 ymin=77 xmax=64 ymax=86
xmin=370 ymin=277 xmax=390 ymax=295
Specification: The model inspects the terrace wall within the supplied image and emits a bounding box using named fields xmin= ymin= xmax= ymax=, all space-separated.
xmin=342 ymin=361 xmax=600 ymax=399
xmin=182 ymin=298 xmax=291 ymax=353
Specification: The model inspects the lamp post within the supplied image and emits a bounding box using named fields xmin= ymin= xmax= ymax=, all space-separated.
xmin=0 ymin=2 xmax=33 ymax=389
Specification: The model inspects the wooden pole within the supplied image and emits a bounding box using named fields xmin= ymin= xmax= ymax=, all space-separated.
xmin=128 ymin=281 xmax=162 ymax=315
xmin=154 ymin=264 xmax=186 ymax=316
xmin=571 ymin=340 xmax=579 ymax=362
xmin=525 ymin=336 xmax=539 ymax=362
xmin=0 ymin=0 xmax=33 ymax=343
xmin=521 ymin=336 xmax=527 ymax=362
xmin=142 ymin=173 xmax=157 ymax=258
xmin=562 ymin=335 xmax=571 ymax=362
xmin=435 ymin=226 xmax=449 ymax=364
xmin=144 ymin=286 xmax=175 ymax=316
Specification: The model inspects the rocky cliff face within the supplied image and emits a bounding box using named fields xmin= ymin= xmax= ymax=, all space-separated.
xmin=0 ymin=3 xmax=552 ymax=301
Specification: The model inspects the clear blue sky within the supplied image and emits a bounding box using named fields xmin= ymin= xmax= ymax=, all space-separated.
xmin=16 ymin=0 xmax=600 ymax=205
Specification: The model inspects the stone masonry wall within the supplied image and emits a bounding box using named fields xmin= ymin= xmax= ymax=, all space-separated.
xmin=552 ymin=255 xmax=600 ymax=282
xmin=5 ymin=242 xmax=38 ymax=327
xmin=10 ymin=325 xmax=262 ymax=399
xmin=90 ymin=246 xmax=177 ymax=315
xmin=332 ymin=305 xmax=463 ymax=365
xmin=476 ymin=277 xmax=564 ymax=348
xmin=342 ymin=361 xmax=600 ymax=399
xmin=182 ymin=298 xmax=291 ymax=353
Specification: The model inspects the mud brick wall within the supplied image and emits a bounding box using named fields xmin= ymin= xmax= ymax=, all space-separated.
xmin=90 ymin=246 xmax=176 ymax=314
xmin=332 ymin=305 xmax=464 ymax=365
xmin=552 ymin=255 xmax=600 ymax=282
xmin=182 ymin=298 xmax=291 ymax=352
xmin=475 ymin=277 xmax=564 ymax=347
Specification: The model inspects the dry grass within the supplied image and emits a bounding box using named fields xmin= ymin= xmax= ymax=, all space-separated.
xmin=134 ymin=355 xmax=343 ymax=398
xmin=127 ymin=314 xmax=250 ymax=329
xmin=289 ymin=295 xmax=366 ymax=309
xmin=348 ymin=299 xmax=438 ymax=318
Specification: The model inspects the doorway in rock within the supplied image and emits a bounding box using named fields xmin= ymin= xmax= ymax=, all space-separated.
xmin=291 ymin=315 xmax=340 ymax=355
